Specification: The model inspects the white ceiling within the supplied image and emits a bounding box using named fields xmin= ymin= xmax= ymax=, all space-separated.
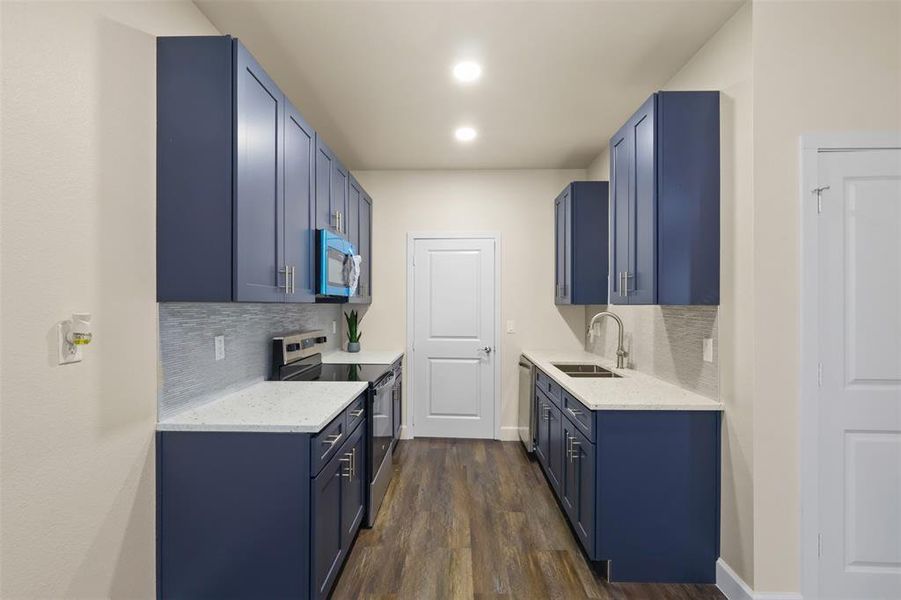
xmin=195 ymin=1 xmax=743 ymax=171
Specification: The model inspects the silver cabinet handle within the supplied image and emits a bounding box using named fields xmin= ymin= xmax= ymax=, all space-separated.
xmin=352 ymin=446 xmax=357 ymax=479
xmin=279 ymin=266 xmax=290 ymax=292
xmin=571 ymin=439 xmax=581 ymax=462
xmin=338 ymin=451 xmax=353 ymax=479
xmin=325 ymin=432 xmax=343 ymax=447
xmin=619 ymin=272 xmax=625 ymax=297
xmin=350 ymin=408 xmax=364 ymax=418
xmin=290 ymin=265 xmax=296 ymax=295
xmin=567 ymin=407 xmax=583 ymax=418
xmin=624 ymin=272 xmax=633 ymax=295
xmin=565 ymin=432 xmax=572 ymax=460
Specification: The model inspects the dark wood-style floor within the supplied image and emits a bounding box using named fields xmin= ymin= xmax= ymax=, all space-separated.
xmin=332 ymin=439 xmax=725 ymax=600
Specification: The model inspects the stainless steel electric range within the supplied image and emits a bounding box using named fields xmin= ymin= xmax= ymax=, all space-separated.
xmin=271 ymin=331 xmax=401 ymax=527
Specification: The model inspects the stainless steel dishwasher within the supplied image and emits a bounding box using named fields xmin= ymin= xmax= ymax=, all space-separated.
xmin=518 ymin=355 xmax=536 ymax=453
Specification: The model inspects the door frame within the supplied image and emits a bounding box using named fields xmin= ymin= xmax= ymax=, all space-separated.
xmin=405 ymin=231 xmax=502 ymax=440
xmin=798 ymin=131 xmax=901 ymax=599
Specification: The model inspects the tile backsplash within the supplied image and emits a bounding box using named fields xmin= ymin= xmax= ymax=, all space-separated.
xmin=158 ymin=303 xmax=342 ymax=419
xmin=585 ymin=305 xmax=718 ymax=399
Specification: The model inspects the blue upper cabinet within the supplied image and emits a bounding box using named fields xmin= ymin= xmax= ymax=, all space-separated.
xmin=609 ymin=91 xmax=720 ymax=305
xmin=157 ymin=36 xmax=316 ymax=303
xmin=554 ymin=181 xmax=610 ymax=305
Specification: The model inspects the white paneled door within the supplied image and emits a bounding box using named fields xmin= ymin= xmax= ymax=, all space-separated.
xmin=411 ymin=236 xmax=496 ymax=439
xmin=817 ymin=149 xmax=901 ymax=599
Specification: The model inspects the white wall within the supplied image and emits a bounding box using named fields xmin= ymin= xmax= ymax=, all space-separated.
xmin=751 ymin=1 xmax=901 ymax=593
xmin=0 ymin=2 xmax=218 ymax=597
xmin=665 ymin=3 xmax=755 ymax=587
xmin=585 ymin=3 xmax=754 ymax=585
xmin=350 ymin=169 xmax=589 ymax=438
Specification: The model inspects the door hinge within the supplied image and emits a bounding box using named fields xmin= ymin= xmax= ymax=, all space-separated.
xmin=812 ymin=186 xmax=830 ymax=214
xmin=817 ymin=362 xmax=823 ymax=388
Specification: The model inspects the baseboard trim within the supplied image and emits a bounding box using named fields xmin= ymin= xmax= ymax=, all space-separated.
xmin=716 ymin=559 xmax=802 ymax=600
xmin=498 ymin=426 xmax=521 ymax=441
xmin=398 ymin=425 xmax=413 ymax=440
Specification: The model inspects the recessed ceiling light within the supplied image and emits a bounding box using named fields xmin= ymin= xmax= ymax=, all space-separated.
xmin=452 ymin=61 xmax=482 ymax=84
xmin=454 ymin=126 xmax=477 ymax=142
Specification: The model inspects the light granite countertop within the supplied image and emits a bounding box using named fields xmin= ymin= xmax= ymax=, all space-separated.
xmin=157 ymin=381 xmax=369 ymax=433
xmin=322 ymin=349 xmax=403 ymax=365
xmin=522 ymin=349 xmax=722 ymax=411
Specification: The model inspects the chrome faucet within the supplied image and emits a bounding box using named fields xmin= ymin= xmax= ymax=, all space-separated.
xmin=587 ymin=311 xmax=628 ymax=369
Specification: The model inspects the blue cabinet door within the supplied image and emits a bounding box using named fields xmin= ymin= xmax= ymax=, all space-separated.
xmin=629 ymin=95 xmax=657 ymax=305
xmin=233 ymin=42 xmax=285 ymax=302
xmin=609 ymin=95 xmax=656 ymax=305
xmin=359 ymin=194 xmax=372 ymax=301
xmin=561 ymin=416 xmax=597 ymax=557
xmin=609 ymin=129 xmax=631 ymax=303
xmin=312 ymin=447 xmax=344 ymax=599
xmin=332 ymin=159 xmax=349 ymax=236
xmin=340 ymin=422 xmax=366 ymax=550
xmin=561 ymin=188 xmax=573 ymax=303
xmin=561 ymin=420 xmax=578 ymax=517
xmin=547 ymin=402 xmax=564 ymax=494
xmin=284 ymin=100 xmax=316 ymax=303
xmin=554 ymin=193 xmax=566 ymax=303
xmin=572 ymin=431 xmax=598 ymax=560
xmin=535 ymin=391 xmax=551 ymax=470
xmin=315 ymin=136 xmax=336 ymax=232
xmin=347 ymin=177 xmax=362 ymax=250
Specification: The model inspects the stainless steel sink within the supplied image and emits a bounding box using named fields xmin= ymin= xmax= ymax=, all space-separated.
xmin=552 ymin=363 xmax=622 ymax=378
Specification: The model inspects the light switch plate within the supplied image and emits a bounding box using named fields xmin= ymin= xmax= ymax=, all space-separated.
xmin=703 ymin=338 xmax=714 ymax=363
xmin=214 ymin=335 xmax=225 ymax=361
xmin=506 ymin=320 xmax=516 ymax=334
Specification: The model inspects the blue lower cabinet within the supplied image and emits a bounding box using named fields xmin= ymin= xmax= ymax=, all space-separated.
xmin=533 ymin=371 xmax=721 ymax=583
xmin=157 ymin=397 xmax=366 ymax=599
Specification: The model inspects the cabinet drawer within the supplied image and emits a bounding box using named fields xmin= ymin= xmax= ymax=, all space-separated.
xmin=345 ymin=393 xmax=367 ymax=434
xmin=311 ymin=412 xmax=347 ymax=476
xmin=562 ymin=392 xmax=594 ymax=442
xmin=536 ymin=369 xmax=562 ymax=407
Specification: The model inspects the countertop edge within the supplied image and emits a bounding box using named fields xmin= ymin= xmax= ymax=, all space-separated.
xmin=156 ymin=381 xmax=369 ymax=433
xmin=522 ymin=349 xmax=723 ymax=412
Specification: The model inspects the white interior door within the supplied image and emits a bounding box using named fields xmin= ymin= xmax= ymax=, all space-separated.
xmin=411 ymin=236 xmax=496 ymax=439
xmin=817 ymin=148 xmax=901 ymax=599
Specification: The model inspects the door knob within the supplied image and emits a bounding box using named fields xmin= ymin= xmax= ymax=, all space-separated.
xmin=480 ymin=346 xmax=492 ymax=355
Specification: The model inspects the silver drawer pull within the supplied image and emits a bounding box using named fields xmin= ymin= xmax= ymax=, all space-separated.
xmin=567 ymin=407 xmax=583 ymax=417
xmin=350 ymin=409 xmax=364 ymax=418
xmin=325 ymin=432 xmax=343 ymax=447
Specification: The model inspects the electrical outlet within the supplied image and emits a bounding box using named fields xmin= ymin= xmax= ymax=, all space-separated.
xmin=214 ymin=335 xmax=225 ymax=361
xmin=506 ymin=320 xmax=516 ymax=334
xmin=703 ymin=338 xmax=713 ymax=363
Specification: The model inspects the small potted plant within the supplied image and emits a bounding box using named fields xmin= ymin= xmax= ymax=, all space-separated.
xmin=344 ymin=310 xmax=362 ymax=353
